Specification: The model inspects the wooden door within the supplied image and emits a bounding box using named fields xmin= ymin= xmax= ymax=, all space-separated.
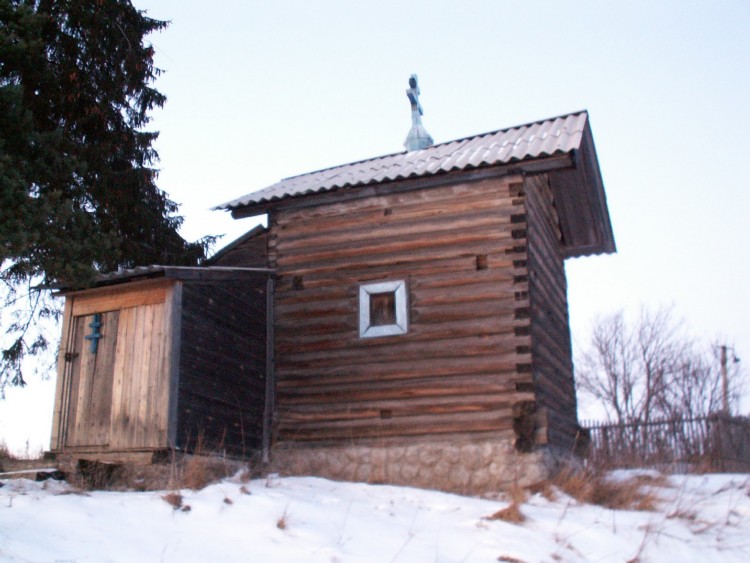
xmin=64 ymin=312 xmax=119 ymax=447
xmin=108 ymin=302 xmax=170 ymax=450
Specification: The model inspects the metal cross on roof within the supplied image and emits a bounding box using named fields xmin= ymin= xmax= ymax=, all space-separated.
xmin=407 ymin=75 xmax=424 ymax=116
xmin=404 ymin=74 xmax=434 ymax=151
xmin=84 ymin=313 xmax=103 ymax=354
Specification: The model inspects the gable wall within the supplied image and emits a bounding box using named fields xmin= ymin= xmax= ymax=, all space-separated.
xmin=524 ymin=175 xmax=579 ymax=449
xmin=268 ymin=175 xmax=536 ymax=446
xmin=209 ymin=230 xmax=268 ymax=268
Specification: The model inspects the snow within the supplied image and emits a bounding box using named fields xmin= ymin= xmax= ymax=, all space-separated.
xmin=1 ymin=472 xmax=749 ymax=562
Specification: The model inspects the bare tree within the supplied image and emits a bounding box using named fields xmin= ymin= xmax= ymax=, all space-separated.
xmin=0 ymin=279 xmax=60 ymax=397
xmin=577 ymin=307 xmax=741 ymax=425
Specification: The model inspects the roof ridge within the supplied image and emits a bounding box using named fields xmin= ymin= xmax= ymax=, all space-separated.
xmin=278 ymin=109 xmax=589 ymax=182
xmin=215 ymin=110 xmax=590 ymax=211
xmin=432 ymin=109 xmax=588 ymax=150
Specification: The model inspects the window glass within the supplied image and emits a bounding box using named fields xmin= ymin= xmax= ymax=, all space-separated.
xmin=359 ymin=280 xmax=408 ymax=338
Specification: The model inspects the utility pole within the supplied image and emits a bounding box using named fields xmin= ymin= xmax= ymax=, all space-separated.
xmin=720 ymin=344 xmax=729 ymax=415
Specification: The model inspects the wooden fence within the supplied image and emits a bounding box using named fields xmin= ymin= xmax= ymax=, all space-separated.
xmin=582 ymin=415 xmax=750 ymax=472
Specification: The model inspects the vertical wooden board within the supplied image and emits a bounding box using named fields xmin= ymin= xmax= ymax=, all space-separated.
xmin=164 ymin=282 xmax=181 ymax=448
xmin=131 ymin=306 xmax=144 ymax=447
xmin=146 ymin=300 xmax=168 ymax=447
xmin=63 ymin=317 xmax=86 ymax=447
xmin=108 ymin=308 xmax=126 ymax=448
xmin=263 ymin=277 xmax=274 ymax=461
xmin=108 ymin=302 xmax=168 ymax=450
xmin=71 ymin=314 xmax=98 ymax=444
xmin=110 ymin=307 xmax=137 ymax=448
xmin=109 ymin=308 xmax=128 ymax=447
xmin=126 ymin=306 xmax=150 ymax=448
xmin=70 ymin=312 xmax=119 ymax=446
xmin=140 ymin=303 xmax=155 ymax=447
xmin=120 ymin=306 xmax=138 ymax=448
xmin=51 ymin=299 xmax=74 ymax=450
xmin=137 ymin=304 xmax=164 ymax=447
xmin=89 ymin=311 xmax=118 ymax=445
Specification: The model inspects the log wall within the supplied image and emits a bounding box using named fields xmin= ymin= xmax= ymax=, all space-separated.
xmin=268 ymin=175 xmax=536 ymax=445
xmin=525 ymin=175 xmax=579 ymax=449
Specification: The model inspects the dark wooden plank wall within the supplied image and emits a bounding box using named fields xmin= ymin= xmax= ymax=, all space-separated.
xmin=176 ymin=279 xmax=267 ymax=456
xmin=269 ymin=176 xmax=536 ymax=444
xmin=525 ymin=175 xmax=579 ymax=449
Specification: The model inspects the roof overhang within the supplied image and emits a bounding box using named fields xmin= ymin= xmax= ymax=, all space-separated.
xmin=54 ymin=265 xmax=273 ymax=295
xmin=548 ymin=120 xmax=616 ymax=258
xmin=216 ymin=111 xmax=615 ymax=259
xmin=229 ymin=152 xmax=577 ymax=219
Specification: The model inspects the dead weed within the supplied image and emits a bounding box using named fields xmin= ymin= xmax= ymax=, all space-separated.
xmin=277 ymin=509 xmax=289 ymax=530
xmin=552 ymin=466 xmax=665 ymax=511
xmin=162 ymin=491 xmax=193 ymax=512
xmin=485 ymin=502 xmax=527 ymax=524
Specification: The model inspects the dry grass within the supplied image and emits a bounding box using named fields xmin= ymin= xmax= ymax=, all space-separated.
xmin=483 ymin=464 xmax=664 ymax=528
xmin=72 ymin=460 xmax=125 ymax=490
xmin=180 ymin=454 xmax=239 ymax=490
xmin=276 ymin=509 xmax=289 ymax=530
xmin=485 ymin=502 xmax=527 ymax=524
xmin=527 ymin=479 xmax=557 ymax=502
xmin=552 ymin=466 xmax=664 ymax=511
xmin=177 ymin=434 xmax=209 ymax=490
xmin=508 ymin=482 xmax=529 ymax=505
xmin=238 ymin=467 xmax=252 ymax=483
xmin=58 ymin=449 xmax=247 ymax=492
xmin=667 ymin=507 xmax=698 ymax=522
xmin=483 ymin=476 xmax=532 ymax=525
xmin=162 ymin=492 xmax=184 ymax=509
xmin=162 ymin=491 xmax=192 ymax=512
xmin=180 ymin=455 xmax=210 ymax=490
xmin=169 ymin=432 xmax=232 ymax=490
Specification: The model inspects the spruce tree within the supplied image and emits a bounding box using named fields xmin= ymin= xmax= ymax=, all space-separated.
xmin=1 ymin=1 xmax=207 ymax=390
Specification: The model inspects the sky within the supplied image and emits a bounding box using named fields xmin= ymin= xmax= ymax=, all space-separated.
xmin=1 ymin=0 xmax=750 ymax=453
xmin=143 ymin=0 xmax=750 ymax=399
xmin=3 ymin=472 xmax=750 ymax=561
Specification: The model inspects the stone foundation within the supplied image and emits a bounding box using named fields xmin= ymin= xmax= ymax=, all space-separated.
xmin=270 ymin=437 xmax=560 ymax=494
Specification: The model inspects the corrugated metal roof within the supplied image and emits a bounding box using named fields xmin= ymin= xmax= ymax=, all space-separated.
xmin=97 ymin=264 xmax=270 ymax=280
xmin=54 ymin=265 xmax=273 ymax=292
xmin=215 ymin=111 xmax=589 ymax=211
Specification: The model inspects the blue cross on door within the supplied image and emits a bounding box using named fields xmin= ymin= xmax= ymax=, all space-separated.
xmin=84 ymin=313 xmax=103 ymax=354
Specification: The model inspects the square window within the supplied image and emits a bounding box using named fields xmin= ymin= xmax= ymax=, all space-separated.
xmin=369 ymin=292 xmax=396 ymax=326
xmin=359 ymin=280 xmax=408 ymax=338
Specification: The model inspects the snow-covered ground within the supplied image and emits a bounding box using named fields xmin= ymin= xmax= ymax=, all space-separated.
xmin=1 ymin=471 xmax=749 ymax=562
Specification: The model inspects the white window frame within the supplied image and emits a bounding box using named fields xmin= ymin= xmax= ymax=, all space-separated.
xmin=359 ymin=280 xmax=408 ymax=338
